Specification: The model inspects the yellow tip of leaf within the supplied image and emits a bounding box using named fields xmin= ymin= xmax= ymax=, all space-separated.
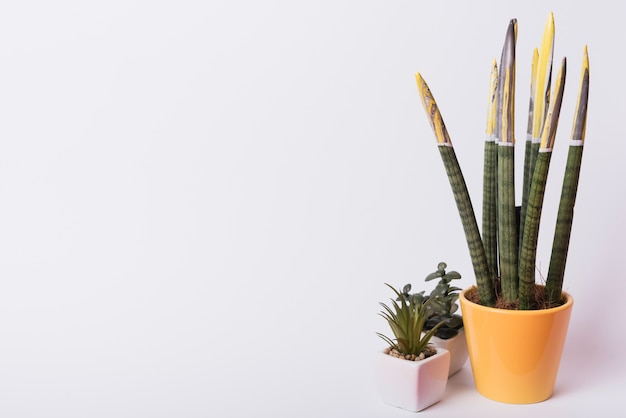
xmin=540 ymin=57 xmax=566 ymax=151
xmin=415 ymin=72 xmax=424 ymax=91
xmin=582 ymin=45 xmax=589 ymax=72
xmin=498 ymin=21 xmax=517 ymax=144
xmin=532 ymin=13 xmax=556 ymax=139
xmin=531 ymin=48 xmax=539 ymax=90
xmin=486 ymin=60 xmax=498 ymax=135
xmin=415 ymin=73 xmax=452 ymax=146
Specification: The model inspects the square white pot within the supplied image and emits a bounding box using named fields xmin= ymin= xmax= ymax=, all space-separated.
xmin=375 ymin=347 xmax=450 ymax=412
xmin=429 ymin=328 xmax=468 ymax=376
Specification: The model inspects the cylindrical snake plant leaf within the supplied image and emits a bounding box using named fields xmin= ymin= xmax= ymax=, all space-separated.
xmin=482 ymin=60 xmax=499 ymax=279
xmin=518 ymin=58 xmax=567 ymax=310
xmin=528 ymin=13 xmax=555 ymax=200
xmin=519 ymin=48 xmax=539 ymax=253
xmin=496 ymin=19 xmax=518 ymax=302
xmin=545 ymin=46 xmax=589 ymax=306
xmin=416 ymin=73 xmax=496 ymax=307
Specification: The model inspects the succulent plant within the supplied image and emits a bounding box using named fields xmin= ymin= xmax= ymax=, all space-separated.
xmin=377 ymin=283 xmax=446 ymax=357
xmin=399 ymin=262 xmax=464 ymax=339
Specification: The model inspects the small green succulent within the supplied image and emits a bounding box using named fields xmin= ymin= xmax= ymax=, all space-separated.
xmin=399 ymin=262 xmax=464 ymax=339
xmin=377 ymin=283 xmax=446 ymax=356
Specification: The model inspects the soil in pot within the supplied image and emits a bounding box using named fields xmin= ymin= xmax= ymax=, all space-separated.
xmin=464 ymin=283 xmax=567 ymax=310
xmin=383 ymin=345 xmax=437 ymax=361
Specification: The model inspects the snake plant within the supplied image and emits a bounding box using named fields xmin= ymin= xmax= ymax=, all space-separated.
xmin=415 ymin=14 xmax=589 ymax=309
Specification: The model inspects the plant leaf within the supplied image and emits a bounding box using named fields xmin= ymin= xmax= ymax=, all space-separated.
xmin=425 ymin=271 xmax=443 ymax=281
xmin=444 ymin=271 xmax=462 ymax=281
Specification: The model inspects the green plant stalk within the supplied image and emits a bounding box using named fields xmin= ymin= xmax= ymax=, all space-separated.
xmin=526 ymin=141 xmax=541 ymax=194
xmin=497 ymin=144 xmax=518 ymax=301
xmin=545 ymin=46 xmax=589 ymax=306
xmin=440 ymin=146 xmax=495 ymax=306
xmin=544 ymin=146 xmax=583 ymax=305
xmin=416 ymin=73 xmax=496 ymax=306
xmin=523 ymin=14 xmax=554 ymax=258
xmin=519 ymin=139 xmax=532 ymax=244
xmin=518 ymin=151 xmax=551 ymax=309
xmin=519 ymin=57 xmax=567 ymax=309
xmin=482 ymin=140 xmax=498 ymax=279
xmin=495 ymin=20 xmax=518 ymax=303
xmin=519 ymin=48 xmax=538 ymax=254
xmin=482 ymin=60 xmax=499 ymax=279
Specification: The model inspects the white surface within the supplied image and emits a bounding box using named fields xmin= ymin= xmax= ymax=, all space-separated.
xmin=0 ymin=1 xmax=624 ymax=417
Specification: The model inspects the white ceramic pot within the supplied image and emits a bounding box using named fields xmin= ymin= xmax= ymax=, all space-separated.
xmin=374 ymin=347 xmax=450 ymax=412
xmin=429 ymin=328 xmax=468 ymax=377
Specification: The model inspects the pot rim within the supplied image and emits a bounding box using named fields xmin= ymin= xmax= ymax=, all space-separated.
xmin=378 ymin=346 xmax=449 ymax=364
xmin=459 ymin=286 xmax=573 ymax=315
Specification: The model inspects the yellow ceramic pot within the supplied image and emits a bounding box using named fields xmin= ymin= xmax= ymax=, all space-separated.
xmin=459 ymin=287 xmax=573 ymax=404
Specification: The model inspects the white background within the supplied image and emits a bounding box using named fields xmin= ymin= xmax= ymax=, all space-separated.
xmin=0 ymin=1 xmax=623 ymax=417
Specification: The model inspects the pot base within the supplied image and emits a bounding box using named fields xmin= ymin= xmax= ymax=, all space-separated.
xmin=375 ymin=347 xmax=450 ymax=411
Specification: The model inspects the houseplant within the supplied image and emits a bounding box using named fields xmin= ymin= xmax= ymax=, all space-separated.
xmin=375 ymin=283 xmax=450 ymax=412
xmin=414 ymin=14 xmax=589 ymax=403
xmin=398 ymin=262 xmax=468 ymax=376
